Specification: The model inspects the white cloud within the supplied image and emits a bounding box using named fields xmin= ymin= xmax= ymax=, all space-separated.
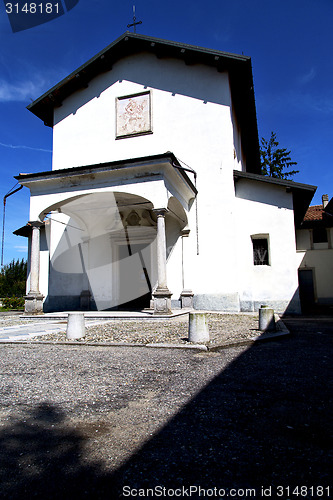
xmin=213 ymin=30 xmax=232 ymax=44
xmin=299 ymin=67 xmax=316 ymax=85
xmin=289 ymin=90 xmax=333 ymax=114
xmin=14 ymin=245 xmax=28 ymax=252
xmin=257 ymin=88 xmax=333 ymax=116
xmin=0 ymin=141 xmax=51 ymax=153
xmin=0 ymin=78 xmax=48 ymax=102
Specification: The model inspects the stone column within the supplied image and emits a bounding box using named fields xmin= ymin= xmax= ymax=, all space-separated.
xmin=152 ymin=208 xmax=172 ymax=315
xmin=180 ymin=227 xmax=194 ymax=309
xmin=24 ymin=222 xmax=44 ymax=314
xmin=79 ymin=238 xmax=91 ymax=311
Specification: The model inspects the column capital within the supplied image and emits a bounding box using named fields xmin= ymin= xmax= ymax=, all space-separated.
xmin=28 ymin=220 xmax=44 ymax=228
xmin=152 ymin=208 xmax=168 ymax=218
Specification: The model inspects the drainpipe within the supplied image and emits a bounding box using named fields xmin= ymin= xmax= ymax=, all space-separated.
xmin=1 ymin=185 xmax=24 ymax=267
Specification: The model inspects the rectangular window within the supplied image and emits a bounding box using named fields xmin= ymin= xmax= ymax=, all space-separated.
xmin=252 ymin=237 xmax=269 ymax=266
xmin=312 ymin=227 xmax=327 ymax=244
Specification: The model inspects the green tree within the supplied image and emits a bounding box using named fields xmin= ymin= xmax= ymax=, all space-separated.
xmin=260 ymin=132 xmax=299 ymax=180
xmin=0 ymin=259 xmax=27 ymax=297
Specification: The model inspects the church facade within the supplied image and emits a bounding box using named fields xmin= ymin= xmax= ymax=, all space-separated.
xmin=15 ymin=33 xmax=316 ymax=314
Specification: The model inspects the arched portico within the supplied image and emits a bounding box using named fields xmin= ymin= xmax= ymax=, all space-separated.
xmin=17 ymin=153 xmax=196 ymax=314
xmin=28 ymin=191 xmax=188 ymax=313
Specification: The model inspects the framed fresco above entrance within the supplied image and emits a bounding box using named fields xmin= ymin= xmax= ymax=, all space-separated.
xmin=116 ymin=91 xmax=152 ymax=139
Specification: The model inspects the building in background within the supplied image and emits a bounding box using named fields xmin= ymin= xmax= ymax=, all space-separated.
xmin=296 ymin=194 xmax=333 ymax=313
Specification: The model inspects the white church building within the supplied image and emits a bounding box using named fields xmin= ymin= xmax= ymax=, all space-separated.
xmin=15 ymin=32 xmax=316 ymax=315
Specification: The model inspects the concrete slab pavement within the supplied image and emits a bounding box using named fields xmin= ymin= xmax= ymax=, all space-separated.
xmin=0 ymin=322 xmax=66 ymax=341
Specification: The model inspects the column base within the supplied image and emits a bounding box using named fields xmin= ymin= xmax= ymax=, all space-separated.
xmin=180 ymin=289 xmax=194 ymax=309
xmin=24 ymin=293 xmax=44 ymax=315
xmin=153 ymin=288 xmax=172 ymax=315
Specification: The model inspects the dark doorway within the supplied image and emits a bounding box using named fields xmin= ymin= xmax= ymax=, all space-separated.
xmin=118 ymin=243 xmax=152 ymax=310
xmin=298 ymin=269 xmax=315 ymax=313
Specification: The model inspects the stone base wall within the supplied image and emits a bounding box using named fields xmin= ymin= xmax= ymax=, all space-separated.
xmin=240 ymin=298 xmax=301 ymax=315
xmin=192 ymin=293 xmax=301 ymax=315
xmin=43 ymin=293 xmax=302 ymax=314
xmin=193 ymin=293 xmax=240 ymax=312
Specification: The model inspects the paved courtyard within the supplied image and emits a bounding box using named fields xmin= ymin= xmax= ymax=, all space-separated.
xmin=0 ymin=315 xmax=332 ymax=499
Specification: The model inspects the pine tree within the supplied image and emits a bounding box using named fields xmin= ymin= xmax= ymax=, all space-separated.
xmin=260 ymin=132 xmax=299 ymax=180
xmin=0 ymin=259 xmax=27 ymax=297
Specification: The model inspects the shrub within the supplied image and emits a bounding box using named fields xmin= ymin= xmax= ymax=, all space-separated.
xmin=2 ymin=297 xmax=25 ymax=310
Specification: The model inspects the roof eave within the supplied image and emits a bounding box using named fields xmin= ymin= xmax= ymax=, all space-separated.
xmin=27 ymin=32 xmax=252 ymax=111
xmin=15 ymin=152 xmax=198 ymax=197
xmin=26 ymin=34 xmax=254 ymax=115
xmin=233 ymin=170 xmax=317 ymax=226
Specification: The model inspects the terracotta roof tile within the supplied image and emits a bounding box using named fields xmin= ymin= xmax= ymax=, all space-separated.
xmin=304 ymin=205 xmax=324 ymax=221
xmin=301 ymin=203 xmax=333 ymax=228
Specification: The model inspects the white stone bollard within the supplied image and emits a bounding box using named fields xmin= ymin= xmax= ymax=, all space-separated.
xmin=258 ymin=305 xmax=276 ymax=331
xmin=66 ymin=312 xmax=86 ymax=340
xmin=188 ymin=312 xmax=210 ymax=343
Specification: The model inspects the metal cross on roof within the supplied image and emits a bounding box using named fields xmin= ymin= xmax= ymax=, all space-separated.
xmin=127 ymin=5 xmax=142 ymax=33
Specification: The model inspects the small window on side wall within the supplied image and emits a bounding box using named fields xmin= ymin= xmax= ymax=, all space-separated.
xmin=252 ymin=236 xmax=269 ymax=266
xmin=312 ymin=227 xmax=327 ymax=244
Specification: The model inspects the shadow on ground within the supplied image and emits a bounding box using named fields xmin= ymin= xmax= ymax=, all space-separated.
xmin=0 ymin=322 xmax=332 ymax=499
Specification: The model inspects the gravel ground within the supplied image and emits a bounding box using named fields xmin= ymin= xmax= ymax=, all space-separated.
xmin=0 ymin=313 xmax=36 ymax=328
xmin=0 ymin=317 xmax=332 ymax=500
xmin=10 ymin=313 xmax=261 ymax=346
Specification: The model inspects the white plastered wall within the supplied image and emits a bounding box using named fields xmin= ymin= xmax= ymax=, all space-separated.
xmin=52 ymin=53 xmax=235 ymax=173
xmin=234 ymin=180 xmax=300 ymax=312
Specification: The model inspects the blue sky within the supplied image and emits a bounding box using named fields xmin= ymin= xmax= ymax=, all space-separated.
xmin=1 ymin=0 xmax=332 ymax=264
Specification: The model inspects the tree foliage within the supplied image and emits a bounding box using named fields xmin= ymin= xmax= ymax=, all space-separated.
xmin=260 ymin=132 xmax=299 ymax=180
xmin=0 ymin=259 xmax=27 ymax=298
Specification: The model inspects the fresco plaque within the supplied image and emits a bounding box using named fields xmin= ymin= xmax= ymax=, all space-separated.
xmin=116 ymin=92 xmax=152 ymax=138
